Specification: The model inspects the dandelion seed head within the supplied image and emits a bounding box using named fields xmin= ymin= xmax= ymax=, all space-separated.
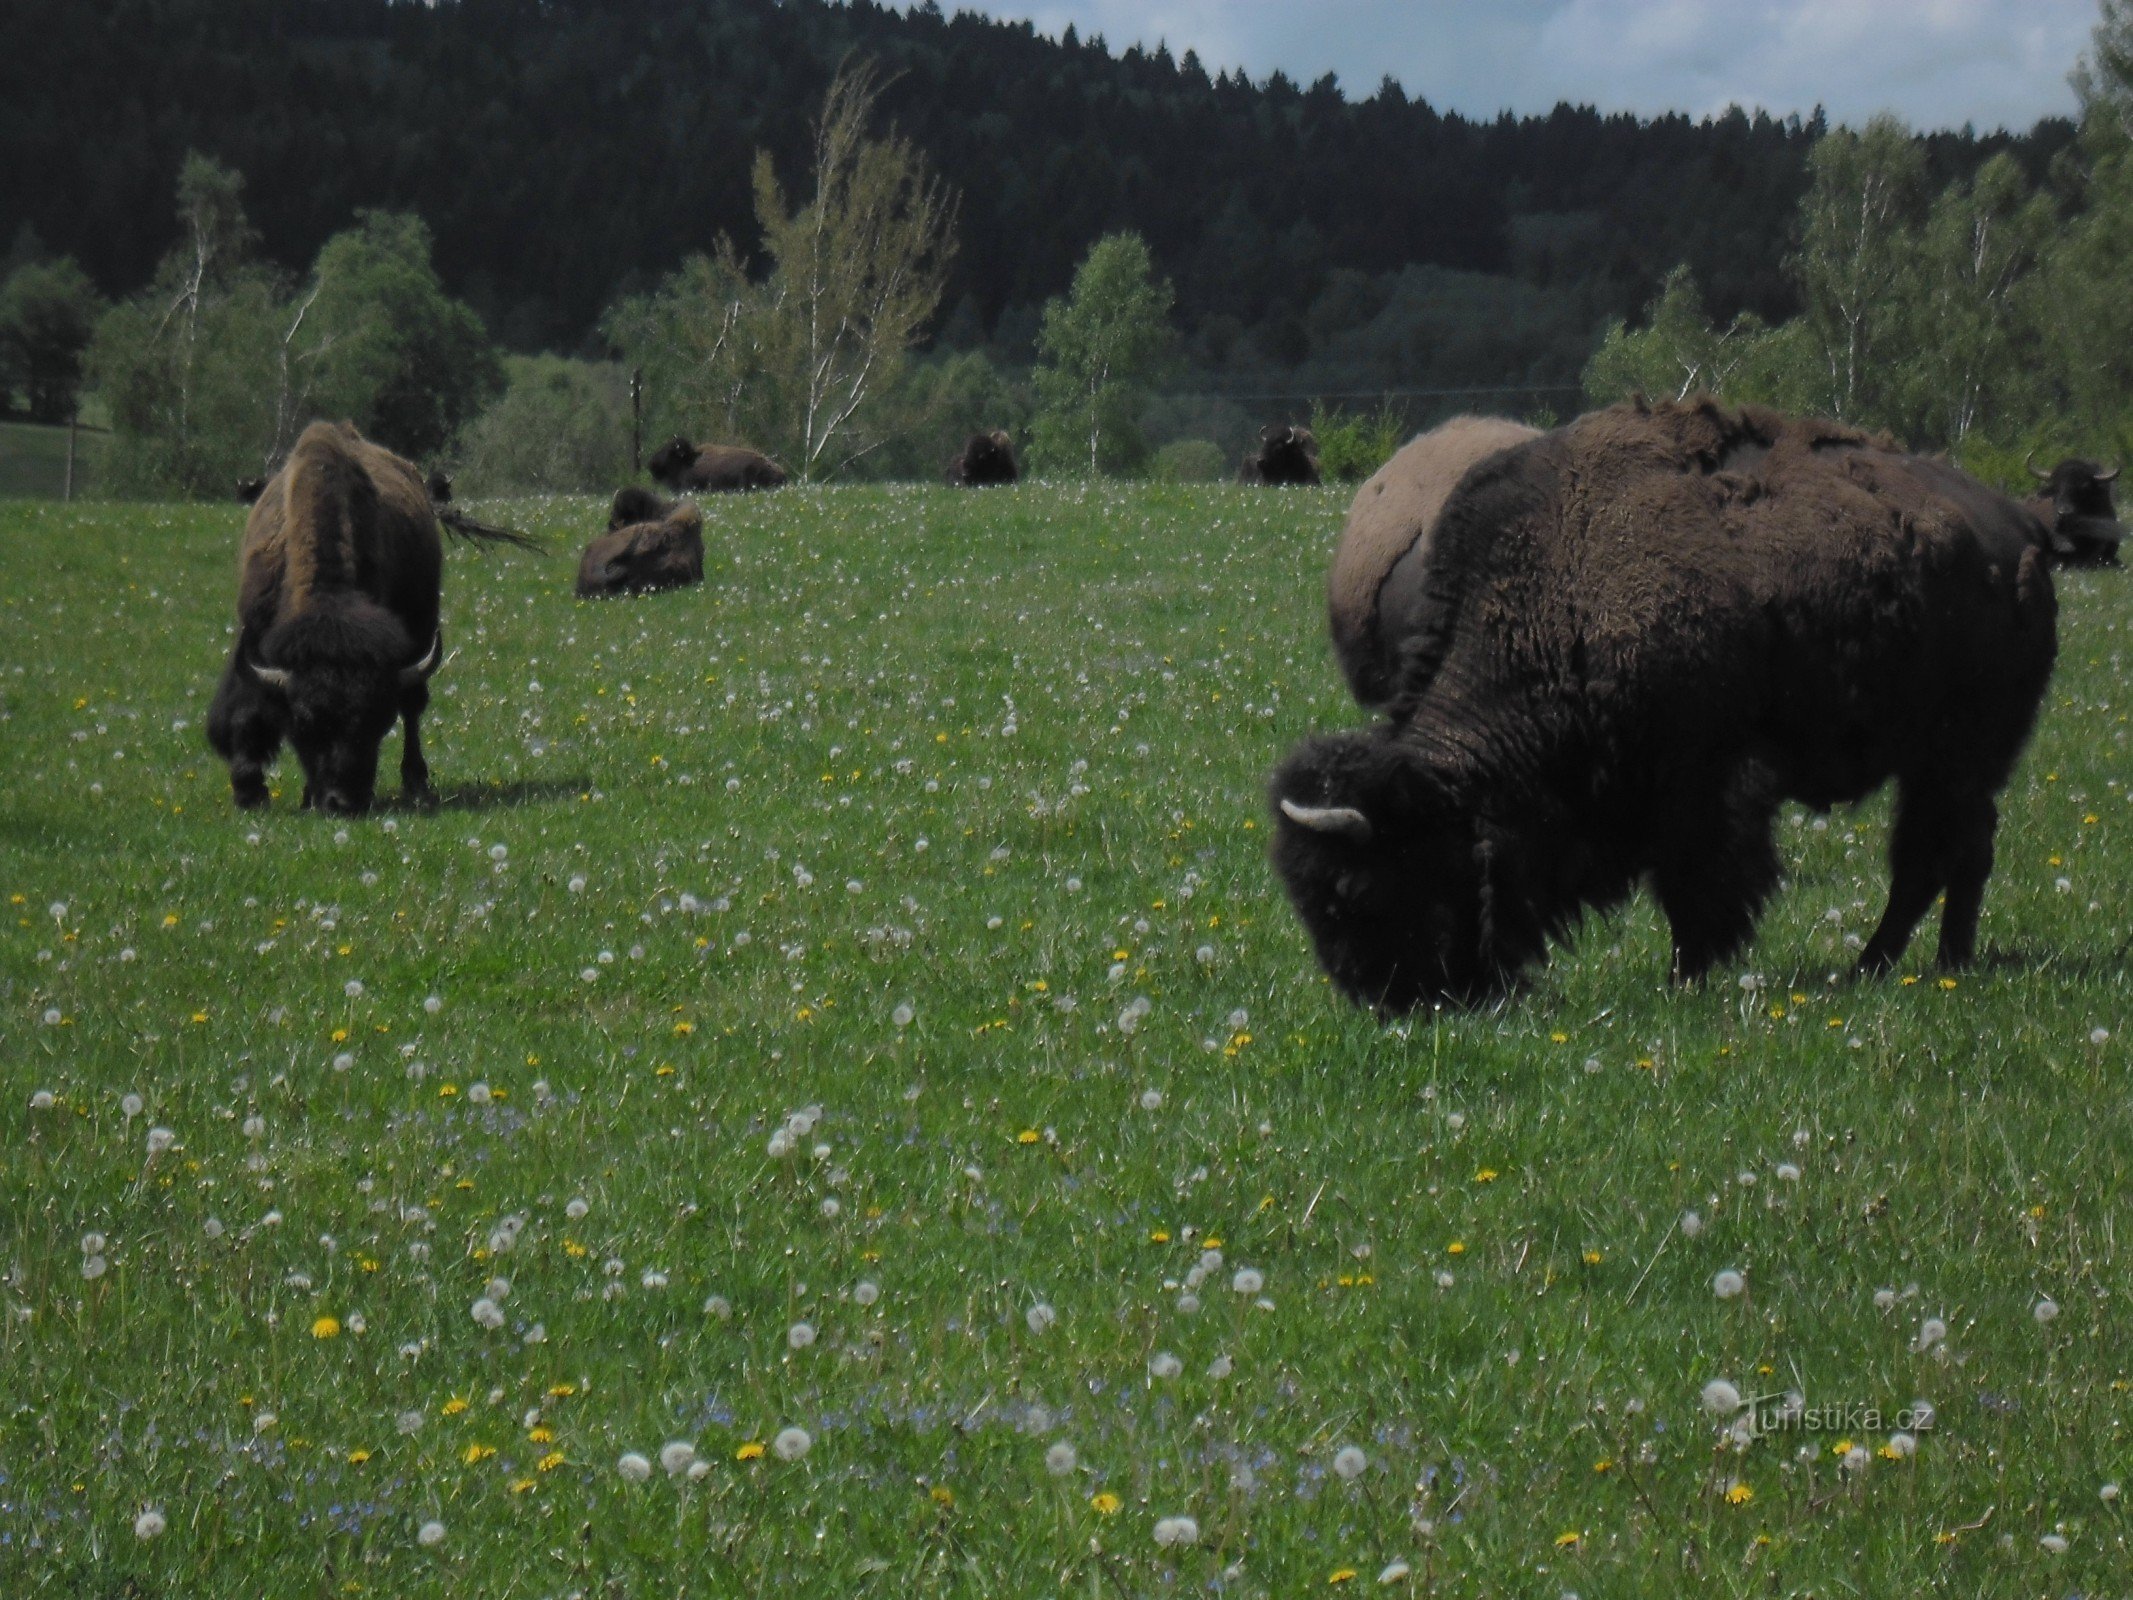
xmin=772 ymin=1426 xmax=812 ymax=1461
xmin=1333 ymin=1445 xmax=1368 ymax=1481
xmin=1701 ymin=1379 xmax=1742 ymax=1414
xmin=133 ymin=1508 xmax=166 ymax=1540
xmin=659 ymin=1441 xmax=697 ymax=1475
xmin=1152 ymin=1515 xmax=1199 ymax=1548
xmin=2034 ymin=1296 xmax=2060 ymax=1324
xmin=1045 ymin=1441 xmax=1078 ymax=1476
xmin=416 ymin=1519 xmax=445 ymax=1548
xmin=786 ymin=1321 xmax=816 ymax=1350
xmin=1026 ymin=1302 xmax=1057 ymax=1334
xmin=1712 ymin=1269 xmax=1746 ymax=1300
xmin=1231 ymin=1267 xmax=1264 ymax=1295
xmin=616 ymin=1452 xmax=653 ymax=1482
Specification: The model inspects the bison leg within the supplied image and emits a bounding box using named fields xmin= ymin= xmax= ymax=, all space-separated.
xmin=206 ymin=650 xmax=285 ymax=810
xmin=1932 ymin=795 xmax=1998 ymax=970
xmin=1858 ymin=784 xmax=1960 ymax=976
xmin=399 ymin=682 xmax=436 ymax=807
xmin=1650 ymin=766 xmax=1781 ymax=982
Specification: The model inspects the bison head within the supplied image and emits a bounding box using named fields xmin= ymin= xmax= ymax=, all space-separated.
xmin=1270 ymin=733 xmax=1555 ymax=1012
xmin=247 ymin=602 xmax=442 ymax=814
xmin=646 ymin=436 xmax=699 ymax=488
xmin=745 ymin=455 xmax=791 ymax=490
xmin=2029 ymin=453 xmax=2124 ymax=563
xmin=608 ymin=484 xmax=677 ymax=530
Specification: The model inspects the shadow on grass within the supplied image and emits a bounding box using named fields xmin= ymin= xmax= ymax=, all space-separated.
xmin=1970 ymin=936 xmax=2133 ymax=982
xmin=415 ymin=778 xmax=594 ymax=814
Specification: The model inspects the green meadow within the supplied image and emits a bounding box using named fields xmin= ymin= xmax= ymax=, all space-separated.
xmin=2 ymin=485 xmax=2130 ymax=1596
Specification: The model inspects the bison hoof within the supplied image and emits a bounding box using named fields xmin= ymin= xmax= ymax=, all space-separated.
xmin=232 ymin=782 xmax=270 ymax=811
xmin=406 ymin=783 xmax=439 ymax=812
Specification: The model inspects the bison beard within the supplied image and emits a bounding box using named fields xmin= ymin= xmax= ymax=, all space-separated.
xmin=1271 ymin=398 xmax=2059 ymax=1013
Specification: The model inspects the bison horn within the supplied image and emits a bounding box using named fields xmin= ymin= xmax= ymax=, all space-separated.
xmin=246 ymin=650 xmax=292 ymax=690
xmin=399 ymin=629 xmax=443 ymax=686
xmin=2098 ymin=463 xmax=2121 ymax=485
xmin=2026 ymin=450 xmax=2052 ymax=482
xmin=1279 ymin=798 xmax=1373 ymax=840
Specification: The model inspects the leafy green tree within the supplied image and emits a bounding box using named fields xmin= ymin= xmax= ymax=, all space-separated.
xmin=1583 ymin=266 xmax=1770 ymax=405
xmin=87 ymin=153 xmax=285 ymax=496
xmin=1029 ymin=232 xmax=1175 ymax=477
xmin=1896 ymin=153 xmax=2055 ymax=447
xmin=295 ymin=211 xmax=501 ymax=461
xmin=1790 ymin=116 xmax=1930 ymax=424
xmin=0 ymin=257 xmax=104 ymax=421
xmin=607 ymin=61 xmax=958 ymax=482
xmin=451 ymin=355 xmax=631 ymax=494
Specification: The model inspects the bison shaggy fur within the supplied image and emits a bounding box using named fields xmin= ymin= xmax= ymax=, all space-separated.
xmin=1327 ymin=416 xmax=1540 ymax=707
xmin=946 ymin=429 xmax=1018 ymax=486
xmin=646 ymin=435 xmax=789 ymax=493
xmin=577 ymin=489 xmax=705 ymax=599
xmin=1270 ymin=397 xmax=2058 ymax=1013
xmin=207 ymin=421 xmax=447 ymax=815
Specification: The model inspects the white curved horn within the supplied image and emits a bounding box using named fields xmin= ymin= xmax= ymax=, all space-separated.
xmin=247 ymin=652 xmax=292 ymax=690
xmin=1280 ymin=798 xmax=1373 ymax=840
xmin=399 ymin=629 xmax=443 ymax=685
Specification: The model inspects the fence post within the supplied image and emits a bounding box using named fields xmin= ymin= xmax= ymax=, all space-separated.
xmin=630 ymin=367 xmax=643 ymax=474
xmin=63 ymin=400 xmax=78 ymax=503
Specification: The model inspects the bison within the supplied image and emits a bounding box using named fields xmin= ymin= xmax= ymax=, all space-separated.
xmin=206 ymin=420 xmax=526 ymax=814
xmin=1327 ymin=416 xmax=1540 ymax=707
xmin=1270 ymin=397 xmax=2058 ymax=1013
xmin=1240 ymin=423 xmax=1322 ymax=486
xmin=946 ymin=429 xmax=1018 ymax=486
xmin=646 ymin=435 xmax=789 ymax=493
xmin=2025 ymin=453 xmax=2122 ymax=566
xmin=577 ymin=487 xmax=705 ymax=598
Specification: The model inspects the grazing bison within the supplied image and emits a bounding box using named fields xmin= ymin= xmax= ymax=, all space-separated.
xmin=1240 ymin=423 xmax=1322 ymax=486
xmin=206 ymin=420 xmax=527 ymax=814
xmin=646 ymin=435 xmax=789 ymax=493
xmin=577 ymin=488 xmax=705 ymax=598
xmin=946 ymin=429 xmax=1018 ymax=486
xmin=1271 ymin=397 xmax=2058 ymax=1013
xmin=1327 ymin=416 xmax=1541 ymax=707
xmin=2025 ymin=453 xmax=2123 ymax=566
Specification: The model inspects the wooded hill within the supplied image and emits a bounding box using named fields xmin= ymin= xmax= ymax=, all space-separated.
xmin=2 ymin=0 xmax=2075 ymax=397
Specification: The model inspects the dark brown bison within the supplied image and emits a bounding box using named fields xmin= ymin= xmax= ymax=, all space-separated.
xmin=1327 ymin=416 xmax=1540 ymax=707
xmin=1271 ymin=398 xmax=2058 ymax=1013
xmin=946 ymin=429 xmax=1018 ymax=486
xmin=577 ymin=488 xmax=705 ymax=598
xmin=206 ymin=421 xmax=526 ymax=814
xmin=2025 ymin=453 xmax=2122 ymax=565
xmin=235 ymin=476 xmax=269 ymax=505
xmin=646 ymin=435 xmax=789 ymax=493
xmin=1240 ymin=423 xmax=1322 ymax=485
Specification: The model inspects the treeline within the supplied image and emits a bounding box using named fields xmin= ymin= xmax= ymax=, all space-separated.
xmin=3 ymin=0 xmax=2070 ymax=383
xmin=1586 ymin=82 xmax=2133 ymax=476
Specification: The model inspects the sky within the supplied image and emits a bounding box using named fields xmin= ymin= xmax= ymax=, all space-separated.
xmin=945 ymin=0 xmax=2101 ymax=131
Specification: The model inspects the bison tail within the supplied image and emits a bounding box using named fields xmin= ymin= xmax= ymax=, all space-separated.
xmin=438 ymin=505 xmax=546 ymax=554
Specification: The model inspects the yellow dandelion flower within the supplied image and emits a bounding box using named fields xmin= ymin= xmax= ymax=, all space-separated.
xmin=564 ymin=1239 xmax=588 ymax=1257
xmin=1593 ymin=1459 xmax=1613 ymax=1474
xmin=1474 ymin=1168 xmax=1499 ymax=1183
xmin=1938 ymin=977 xmax=1958 ymax=990
xmin=311 ymin=1316 xmax=341 ymax=1339
xmin=1090 ymin=1492 xmax=1121 ymax=1515
xmin=1831 ymin=1439 xmax=1852 ymax=1458
xmin=1446 ymin=1241 xmax=1465 ymax=1255
xmin=1554 ymin=1530 xmax=1582 ymax=1548
xmin=442 ymin=1398 xmax=470 ymax=1417
xmin=930 ymin=1486 xmax=955 ymax=1507
xmin=528 ymin=1426 xmax=554 ymax=1444
xmin=438 ymin=1083 xmax=458 ymax=1098
xmin=330 ymin=1027 xmax=349 ymax=1042
xmin=1203 ymin=1236 xmax=1222 ymax=1248
xmin=1329 ymin=1570 xmax=1358 ymax=1585
xmin=655 ymin=1064 xmax=676 ymax=1077
xmin=1582 ymin=1250 xmax=1602 ymax=1265
xmin=1724 ymin=1481 xmax=1754 ymax=1505
xmin=1549 ymin=1031 xmax=1568 ymax=1043
xmin=735 ymin=1442 xmax=765 ymax=1461
xmin=347 ymin=1449 xmax=372 ymax=1465
xmin=1017 ymin=1130 xmax=1040 ymax=1144
xmin=510 ymin=1477 xmax=536 ymax=1494
xmin=545 ymin=1384 xmax=575 ymax=1398
xmin=463 ymin=1443 xmax=495 ymax=1465
xmin=1148 ymin=1230 xmax=1170 ymax=1244
xmin=537 ymin=1451 xmax=566 ymax=1472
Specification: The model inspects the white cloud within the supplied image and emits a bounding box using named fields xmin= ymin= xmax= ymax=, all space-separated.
xmin=947 ymin=0 xmax=2095 ymax=130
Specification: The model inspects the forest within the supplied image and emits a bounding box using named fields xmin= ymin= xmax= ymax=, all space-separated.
xmin=0 ymin=0 xmax=2108 ymax=491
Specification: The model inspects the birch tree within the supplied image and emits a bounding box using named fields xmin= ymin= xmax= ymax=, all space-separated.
xmin=1029 ymin=232 xmax=1176 ymax=477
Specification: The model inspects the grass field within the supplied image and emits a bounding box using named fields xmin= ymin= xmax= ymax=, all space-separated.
xmin=3 ymin=483 xmax=2132 ymax=1596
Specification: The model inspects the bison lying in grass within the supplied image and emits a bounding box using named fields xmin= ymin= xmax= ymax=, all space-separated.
xmin=1240 ymin=423 xmax=1321 ymax=485
xmin=647 ymin=435 xmax=788 ymax=494
xmin=946 ymin=430 xmax=1018 ymax=486
xmin=577 ymin=487 xmax=705 ymax=598
xmin=2025 ymin=453 xmax=2123 ymax=566
xmin=207 ymin=422 xmax=537 ymax=813
xmin=1271 ymin=397 xmax=2059 ymax=1012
